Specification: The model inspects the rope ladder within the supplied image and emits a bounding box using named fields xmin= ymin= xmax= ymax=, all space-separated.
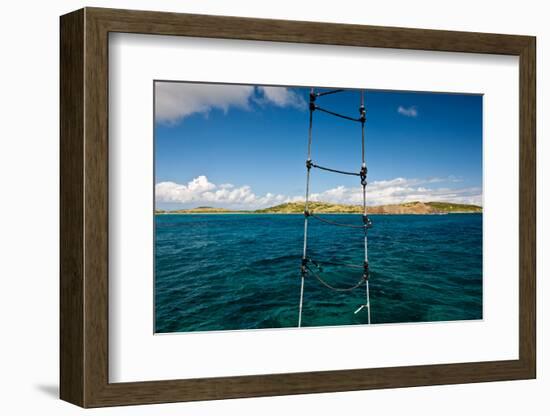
xmin=298 ymin=88 xmax=372 ymax=327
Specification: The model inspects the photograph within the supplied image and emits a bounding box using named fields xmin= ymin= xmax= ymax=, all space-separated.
xmin=153 ymin=81 xmax=483 ymax=333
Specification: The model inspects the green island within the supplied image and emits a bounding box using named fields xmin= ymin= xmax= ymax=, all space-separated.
xmin=155 ymin=201 xmax=482 ymax=215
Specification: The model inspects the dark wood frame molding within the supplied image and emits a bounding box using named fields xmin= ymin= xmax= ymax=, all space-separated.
xmin=60 ymin=7 xmax=536 ymax=408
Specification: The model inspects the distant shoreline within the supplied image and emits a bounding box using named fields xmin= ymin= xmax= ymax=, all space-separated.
xmin=155 ymin=211 xmax=482 ymax=215
xmin=155 ymin=201 xmax=482 ymax=216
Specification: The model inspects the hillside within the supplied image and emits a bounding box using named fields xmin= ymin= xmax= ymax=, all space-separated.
xmin=254 ymin=201 xmax=482 ymax=214
xmin=254 ymin=201 xmax=362 ymax=214
xmin=423 ymin=201 xmax=482 ymax=213
xmin=156 ymin=201 xmax=482 ymax=215
xmin=155 ymin=206 xmax=241 ymax=214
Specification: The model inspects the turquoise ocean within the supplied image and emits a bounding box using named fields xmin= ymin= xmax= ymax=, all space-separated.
xmin=155 ymin=213 xmax=482 ymax=333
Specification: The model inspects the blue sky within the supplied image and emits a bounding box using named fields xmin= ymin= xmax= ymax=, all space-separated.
xmin=154 ymin=82 xmax=482 ymax=210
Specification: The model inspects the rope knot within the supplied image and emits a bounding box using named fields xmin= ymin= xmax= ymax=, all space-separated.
xmin=301 ymin=258 xmax=308 ymax=276
xmin=360 ymin=165 xmax=368 ymax=186
xmin=359 ymin=104 xmax=366 ymax=123
xmin=309 ymin=91 xmax=317 ymax=112
xmin=363 ymin=215 xmax=373 ymax=228
xmin=363 ymin=262 xmax=369 ymax=281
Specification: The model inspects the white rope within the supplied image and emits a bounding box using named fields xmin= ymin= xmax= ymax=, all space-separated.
xmin=361 ymin=90 xmax=371 ymax=324
xmin=298 ymin=274 xmax=305 ymax=327
xmin=298 ymin=88 xmax=315 ymax=328
xmin=366 ymin=280 xmax=371 ymax=324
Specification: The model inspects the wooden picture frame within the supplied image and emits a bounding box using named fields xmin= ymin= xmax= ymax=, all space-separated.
xmin=60 ymin=7 xmax=536 ymax=408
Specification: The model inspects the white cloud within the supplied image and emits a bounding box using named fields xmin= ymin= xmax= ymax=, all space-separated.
xmin=309 ymin=177 xmax=481 ymax=206
xmin=155 ymin=83 xmax=306 ymax=124
xmin=397 ymin=105 xmax=418 ymax=117
xmin=256 ymin=86 xmax=306 ymax=109
xmin=155 ymin=83 xmax=254 ymax=124
xmin=156 ymin=175 xmax=482 ymax=209
xmin=155 ymin=176 xmax=287 ymax=209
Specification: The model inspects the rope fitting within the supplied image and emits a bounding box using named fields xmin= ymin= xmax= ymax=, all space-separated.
xmin=309 ymin=91 xmax=317 ymax=111
xmin=359 ymin=104 xmax=366 ymax=123
xmin=301 ymin=258 xmax=308 ymax=275
xmin=304 ymin=209 xmax=311 ymax=217
xmin=363 ymin=261 xmax=369 ymax=281
xmin=306 ymin=159 xmax=312 ymax=170
xmin=362 ymin=214 xmax=373 ymax=228
xmin=360 ymin=165 xmax=368 ymax=186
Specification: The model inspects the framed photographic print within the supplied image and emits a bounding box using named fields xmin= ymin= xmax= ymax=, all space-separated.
xmin=60 ymin=7 xmax=536 ymax=407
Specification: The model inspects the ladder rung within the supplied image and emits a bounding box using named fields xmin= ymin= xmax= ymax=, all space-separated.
xmin=311 ymin=162 xmax=360 ymax=176
xmin=309 ymin=212 xmax=367 ymax=229
xmin=316 ymin=89 xmax=345 ymax=97
xmin=315 ymin=105 xmax=362 ymax=122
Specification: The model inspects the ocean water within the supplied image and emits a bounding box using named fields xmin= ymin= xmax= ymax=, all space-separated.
xmin=155 ymin=213 xmax=482 ymax=333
